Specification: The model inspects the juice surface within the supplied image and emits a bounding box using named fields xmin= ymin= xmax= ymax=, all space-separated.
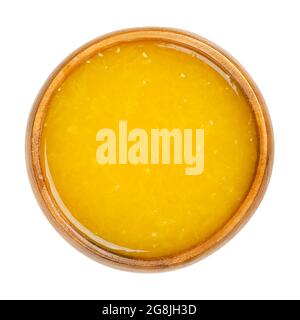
xmin=41 ymin=40 xmax=258 ymax=258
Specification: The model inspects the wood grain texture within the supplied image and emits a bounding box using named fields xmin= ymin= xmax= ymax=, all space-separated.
xmin=26 ymin=27 xmax=274 ymax=272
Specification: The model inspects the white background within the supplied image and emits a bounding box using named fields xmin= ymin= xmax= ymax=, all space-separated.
xmin=0 ymin=0 xmax=299 ymax=300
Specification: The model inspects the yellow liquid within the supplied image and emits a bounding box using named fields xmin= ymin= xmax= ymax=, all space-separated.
xmin=41 ymin=40 xmax=258 ymax=258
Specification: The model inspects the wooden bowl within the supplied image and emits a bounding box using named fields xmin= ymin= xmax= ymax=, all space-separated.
xmin=26 ymin=27 xmax=274 ymax=271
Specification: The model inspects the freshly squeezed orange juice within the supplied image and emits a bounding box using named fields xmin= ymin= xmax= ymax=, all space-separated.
xmin=41 ymin=40 xmax=258 ymax=258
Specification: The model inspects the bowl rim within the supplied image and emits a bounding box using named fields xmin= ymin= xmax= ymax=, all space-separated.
xmin=26 ymin=27 xmax=274 ymax=272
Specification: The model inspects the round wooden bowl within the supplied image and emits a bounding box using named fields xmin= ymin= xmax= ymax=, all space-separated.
xmin=26 ymin=27 xmax=274 ymax=271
